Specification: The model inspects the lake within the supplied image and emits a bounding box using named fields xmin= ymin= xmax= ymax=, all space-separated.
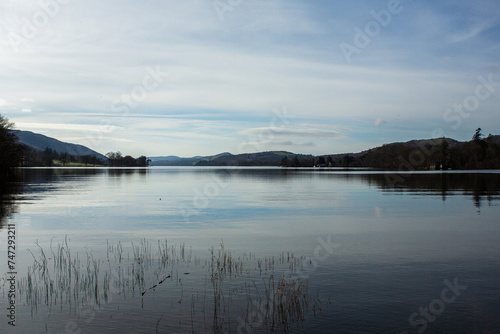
xmin=1 ymin=167 xmax=500 ymax=333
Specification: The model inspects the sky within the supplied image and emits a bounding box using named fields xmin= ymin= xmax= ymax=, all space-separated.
xmin=0 ymin=0 xmax=499 ymax=158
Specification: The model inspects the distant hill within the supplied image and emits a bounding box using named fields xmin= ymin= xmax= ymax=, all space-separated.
xmin=317 ymin=136 xmax=500 ymax=170
xmin=195 ymin=151 xmax=313 ymax=167
xmin=14 ymin=130 xmax=106 ymax=160
xmin=14 ymin=128 xmax=499 ymax=170
xmin=188 ymin=135 xmax=500 ymax=169
xmin=150 ymin=151 xmax=302 ymax=167
xmin=149 ymin=156 xmax=183 ymax=162
xmin=150 ymin=153 xmax=231 ymax=166
xmin=151 ymin=156 xmax=202 ymax=166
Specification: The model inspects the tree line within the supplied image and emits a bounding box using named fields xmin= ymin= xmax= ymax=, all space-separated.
xmin=2 ymin=113 xmax=499 ymax=171
xmin=0 ymin=115 xmax=24 ymax=175
xmin=1 ymin=114 xmax=149 ymax=171
xmin=105 ymin=152 xmax=150 ymax=167
xmin=22 ymin=147 xmax=106 ymax=167
xmin=309 ymin=129 xmax=500 ymax=170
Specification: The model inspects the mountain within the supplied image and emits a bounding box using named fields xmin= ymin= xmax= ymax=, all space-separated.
xmin=14 ymin=130 xmax=106 ymax=160
xmin=14 ymin=128 xmax=499 ymax=169
xmin=317 ymin=136 xmax=500 ymax=170
xmin=195 ymin=151 xmax=313 ymax=167
xmin=151 ymin=151 xmax=312 ymax=167
xmin=149 ymin=155 xmax=183 ymax=162
xmin=150 ymin=153 xmax=231 ymax=166
xmin=191 ymin=135 xmax=500 ymax=169
xmin=151 ymin=156 xmax=203 ymax=166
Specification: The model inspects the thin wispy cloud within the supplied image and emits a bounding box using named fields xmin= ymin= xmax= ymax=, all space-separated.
xmin=240 ymin=127 xmax=343 ymax=138
xmin=448 ymin=24 xmax=492 ymax=44
xmin=245 ymin=140 xmax=316 ymax=148
xmin=15 ymin=122 xmax=124 ymax=132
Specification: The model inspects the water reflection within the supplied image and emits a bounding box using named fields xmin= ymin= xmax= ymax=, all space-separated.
xmin=215 ymin=169 xmax=500 ymax=210
xmin=106 ymin=167 xmax=150 ymax=176
xmin=13 ymin=167 xmax=151 ymax=186
xmin=5 ymin=168 xmax=500 ymax=223
xmin=356 ymin=172 xmax=500 ymax=210
xmin=0 ymin=175 xmax=21 ymax=229
xmin=3 ymin=168 xmax=500 ymax=333
xmin=0 ymin=168 xmax=152 ymax=229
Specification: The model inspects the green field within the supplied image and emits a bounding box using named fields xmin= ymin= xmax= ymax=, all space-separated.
xmin=52 ymin=160 xmax=106 ymax=167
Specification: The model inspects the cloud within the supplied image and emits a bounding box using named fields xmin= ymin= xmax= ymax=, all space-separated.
xmin=1 ymin=0 xmax=499 ymax=156
xmin=67 ymin=136 xmax=135 ymax=144
xmin=15 ymin=122 xmax=124 ymax=132
xmin=245 ymin=140 xmax=316 ymax=147
xmin=448 ymin=22 xmax=494 ymax=44
xmin=300 ymin=123 xmax=353 ymax=132
xmin=240 ymin=126 xmax=343 ymax=138
xmin=374 ymin=119 xmax=387 ymax=127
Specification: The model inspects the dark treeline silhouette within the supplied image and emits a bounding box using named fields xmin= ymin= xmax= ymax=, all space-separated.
xmin=0 ymin=114 xmax=24 ymax=175
xmin=280 ymin=155 xmax=314 ymax=167
xmin=106 ymin=152 xmax=150 ymax=167
xmin=3 ymin=113 xmax=499 ymax=170
xmin=200 ymin=131 xmax=500 ymax=169
xmin=314 ymin=130 xmax=500 ymax=170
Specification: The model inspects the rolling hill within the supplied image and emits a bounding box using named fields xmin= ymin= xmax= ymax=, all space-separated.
xmin=14 ymin=130 xmax=107 ymax=160
xmin=12 ymin=128 xmax=500 ymax=169
xmin=195 ymin=151 xmax=312 ymax=166
xmin=149 ymin=153 xmax=231 ymax=166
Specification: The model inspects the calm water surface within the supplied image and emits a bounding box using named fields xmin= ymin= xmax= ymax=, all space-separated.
xmin=1 ymin=167 xmax=500 ymax=333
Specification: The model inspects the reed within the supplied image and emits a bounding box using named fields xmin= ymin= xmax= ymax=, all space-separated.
xmin=15 ymin=237 xmax=328 ymax=333
xmin=238 ymin=274 xmax=312 ymax=333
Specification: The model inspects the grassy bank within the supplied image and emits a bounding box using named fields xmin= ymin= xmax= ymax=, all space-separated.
xmin=52 ymin=160 xmax=107 ymax=167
